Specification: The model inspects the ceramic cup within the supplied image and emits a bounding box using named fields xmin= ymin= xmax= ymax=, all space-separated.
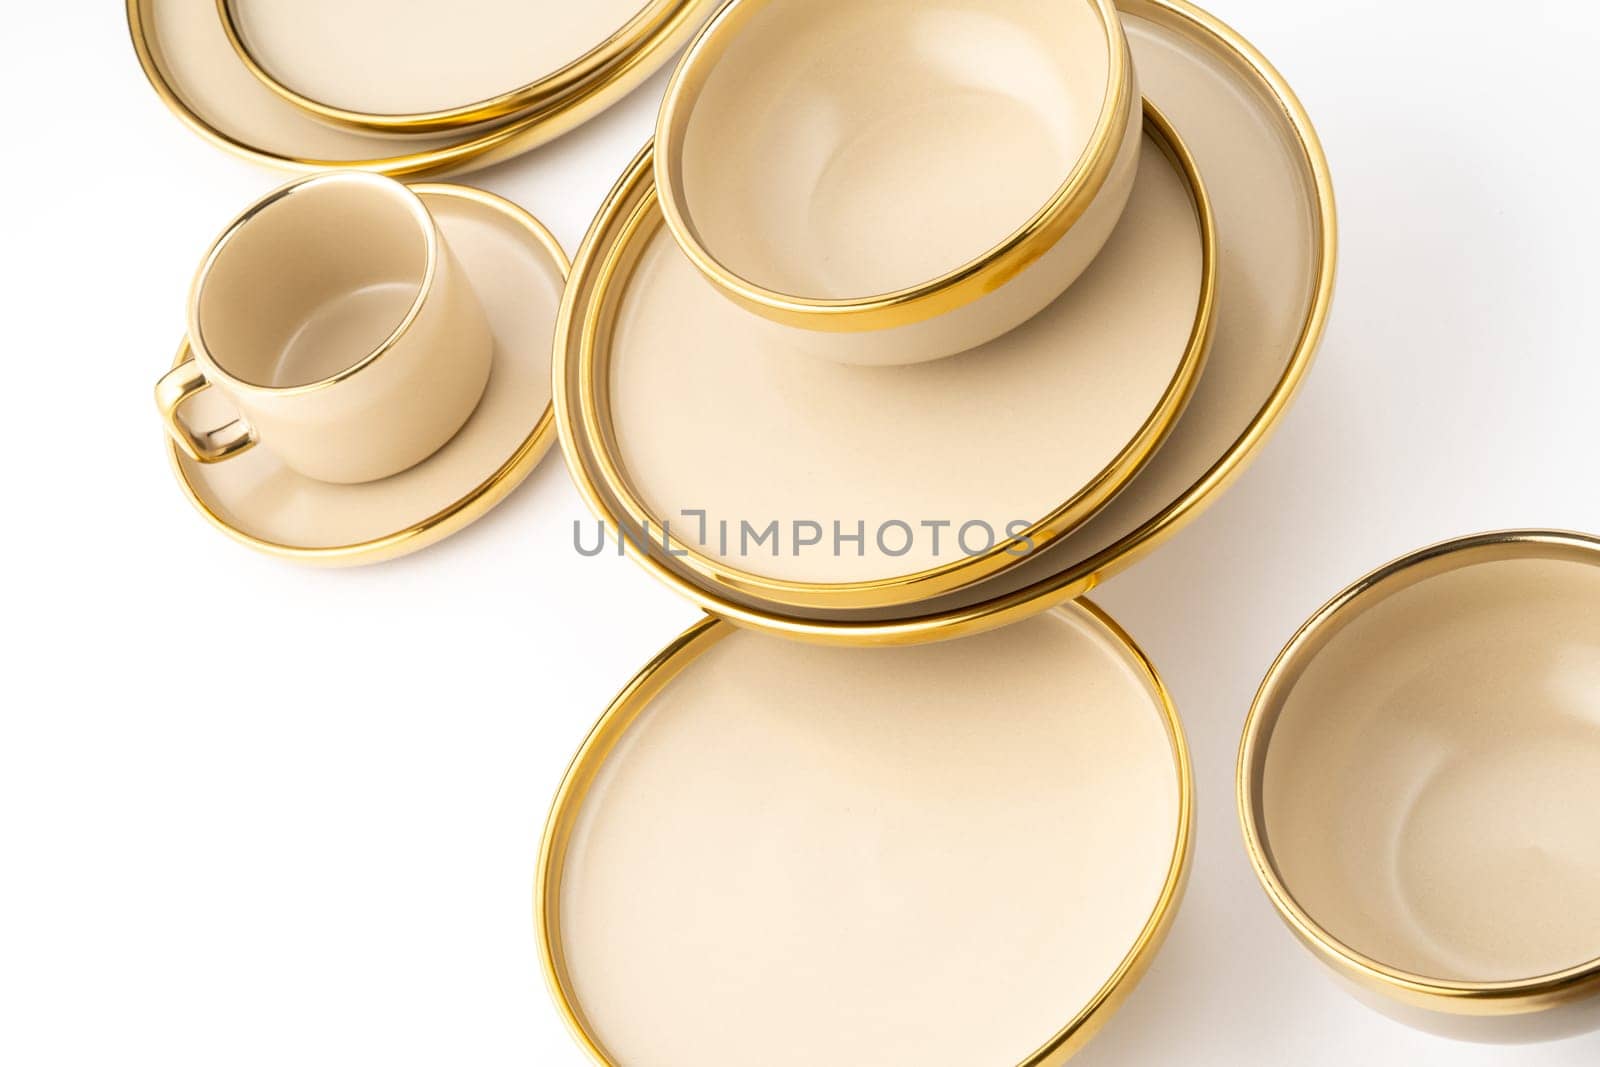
xmin=655 ymin=0 xmax=1141 ymax=365
xmin=155 ymin=172 xmax=493 ymax=485
xmin=1239 ymin=531 xmax=1600 ymax=1040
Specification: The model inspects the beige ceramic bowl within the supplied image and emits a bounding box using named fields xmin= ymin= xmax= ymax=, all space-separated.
xmin=655 ymin=0 xmax=1140 ymax=364
xmin=1239 ymin=531 xmax=1600 ymax=1038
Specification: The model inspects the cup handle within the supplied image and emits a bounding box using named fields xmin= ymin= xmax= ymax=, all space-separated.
xmin=154 ymin=344 xmax=257 ymax=464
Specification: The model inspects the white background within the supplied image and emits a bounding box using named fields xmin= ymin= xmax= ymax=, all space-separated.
xmin=4 ymin=2 xmax=1598 ymax=1064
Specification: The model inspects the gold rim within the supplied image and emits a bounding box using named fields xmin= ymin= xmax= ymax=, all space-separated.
xmin=166 ymin=184 xmax=568 ymax=566
xmin=558 ymin=105 xmax=1216 ymax=612
xmin=127 ymin=0 xmax=716 ymax=178
xmin=1237 ymin=530 xmax=1600 ymax=1016
xmin=535 ymin=601 xmax=1195 ymax=1066
xmin=554 ymin=0 xmax=1338 ymax=645
xmin=216 ymin=0 xmax=697 ymax=134
xmin=654 ymin=0 xmax=1137 ymax=332
xmin=187 ymin=172 xmax=442 ymax=396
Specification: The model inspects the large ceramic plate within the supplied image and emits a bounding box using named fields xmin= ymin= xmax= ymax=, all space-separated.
xmin=538 ymin=603 xmax=1193 ymax=1065
xmin=218 ymin=0 xmax=700 ymax=133
xmin=128 ymin=0 xmax=716 ymax=176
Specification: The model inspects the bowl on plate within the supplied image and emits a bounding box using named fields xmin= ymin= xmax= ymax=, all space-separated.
xmin=654 ymin=0 xmax=1141 ymax=364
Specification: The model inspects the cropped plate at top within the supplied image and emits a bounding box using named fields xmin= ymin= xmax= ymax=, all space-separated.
xmin=167 ymin=186 xmax=565 ymax=564
xmin=127 ymin=0 xmax=716 ymax=176
xmin=592 ymin=0 xmax=1336 ymax=645
xmin=218 ymin=0 xmax=699 ymax=133
xmin=538 ymin=604 xmax=1193 ymax=1067
xmin=557 ymin=107 xmax=1214 ymax=612
xmin=1240 ymin=531 xmax=1600 ymax=1031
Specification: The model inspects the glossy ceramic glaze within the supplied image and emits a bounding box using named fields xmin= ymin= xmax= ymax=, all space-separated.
xmin=160 ymin=173 xmax=492 ymax=484
xmin=219 ymin=0 xmax=683 ymax=132
xmin=655 ymin=0 xmax=1139 ymax=361
xmin=560 ymin=0 xmax=1335 ymax=642
xmin=127 ymin=0 xmax=716 ymax=176
xmin=539 ymin=604 xmax=1192 ymax=1065
xmin=167 ymin=186 xmax=566 ymax=564
xmin=557 ymin=111 xmax=1212 ymax=611
xmin=1240 ymin=532 xmax=1600 ymax=1030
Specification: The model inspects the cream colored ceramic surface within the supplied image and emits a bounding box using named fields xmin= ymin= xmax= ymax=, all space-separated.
xmin=171 ymin=187 xmax=563 ymax=554
xmin=655 ymin=0 xmax=1329 ymax=629
xmin=129 ymin=0 xmax=714 ymax=175
xmin=177 ymin=173 xmax=492 ymax=485
xmin=659 ymin=0 xmax=1137 ymax=363
xmin=553 ymin=606 xmax=1185 ymax=1066
xmin=138 ymin=0 xmax=465 ymax=160
xmin=227 ymin=0 xmax=649 ymax=117
xmin=1258 ymin=555 xmax=1600 ymax=985
xmin=603 ymin=128 xmax=1200 ymax=586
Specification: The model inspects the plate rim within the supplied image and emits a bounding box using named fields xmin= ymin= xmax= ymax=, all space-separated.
xmin=214 ymin=0 xmax=701 ymax=134
xmin=126 ymin=0 xmax=718 ymax=177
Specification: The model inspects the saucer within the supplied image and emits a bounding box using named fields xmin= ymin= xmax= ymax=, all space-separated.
xmin=556 ymin=107 xmax=1215 ymax=612
xmin=1239 ymin=531 xmax=1600 ymax=1027
xmin=538 ymin=603 xmax=1192 ymax=1065
xmin=127 ymin=0 xmax=715 ymax=176
xmin=600 ymin=0 xmax=1337 ymax=644
xmin=219 ymin=0 xmax=702 ymax=133
xmin=165 ymin=185 xmax=566 ymax=564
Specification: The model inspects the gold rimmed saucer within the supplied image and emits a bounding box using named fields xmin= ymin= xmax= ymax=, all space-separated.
xmin=127 ymin=0 xmax=715 ymax=177
xmin=165 ymin=185 xmax=566 ymax=564
xmin=216 ymin=0 xmax=703 ymax=134
xmin=556 ymin=106 xmax=1215 ymax=613
xmin=566 ymin=0 xmax=1337 ymax=645
xmin=538 ymin=603 xmax=1193 ymax=1066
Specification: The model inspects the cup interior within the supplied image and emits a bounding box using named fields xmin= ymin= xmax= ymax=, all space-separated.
xmin=194 ymin=175 xmax=433 ymax=389
xmin=1252 ymin=549 xmax=1600 ymax=987
xmin=669 ymin=0 xmax=1111 ymax=301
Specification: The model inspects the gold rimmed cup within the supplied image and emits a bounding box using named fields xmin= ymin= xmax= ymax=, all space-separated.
xmin=215 ymin=0 xmax=708 ymax=134
xmin=1239 ymin=530 xmax=1600 ymax=1038
xmin=654 ymin=0 xmax=1141 ymax=364
xmin=155 ymin=171 xmax=492 ymax=485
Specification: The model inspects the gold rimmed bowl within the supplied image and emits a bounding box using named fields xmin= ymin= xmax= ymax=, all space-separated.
xmin=1239 ymin=531 xmax=1600 ymax=1040
xmin=655 ymin=0 xmax=1141 ymax=364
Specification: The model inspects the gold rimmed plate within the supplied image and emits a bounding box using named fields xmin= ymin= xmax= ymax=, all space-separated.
xmin=166 ymin=186 xmax=565 ymax=564
xmin=217 ymin=0 xmax=703 ymax=134
xmin=128 ymin=0 xmax=716 ymax=176
xmin=566 ymin=0 xmax=1337 ymax=645
xmin=538 ymin=603 xmax=1193 ymax=1066
xmin=556 ymin=105 xmax=1215 ymax=612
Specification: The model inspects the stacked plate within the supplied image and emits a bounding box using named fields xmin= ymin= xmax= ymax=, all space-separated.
xmin=555 ymin=0 xmax=1336 ymax=647
xmin=127 ymin=0 xmax=718 ymax=175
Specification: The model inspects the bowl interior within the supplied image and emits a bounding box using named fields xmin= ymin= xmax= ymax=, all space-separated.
xmin=1256 ymin=552 xmax=1600 ymax=985
xmin=673 ymin=0 xmax=1110 ymax=300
